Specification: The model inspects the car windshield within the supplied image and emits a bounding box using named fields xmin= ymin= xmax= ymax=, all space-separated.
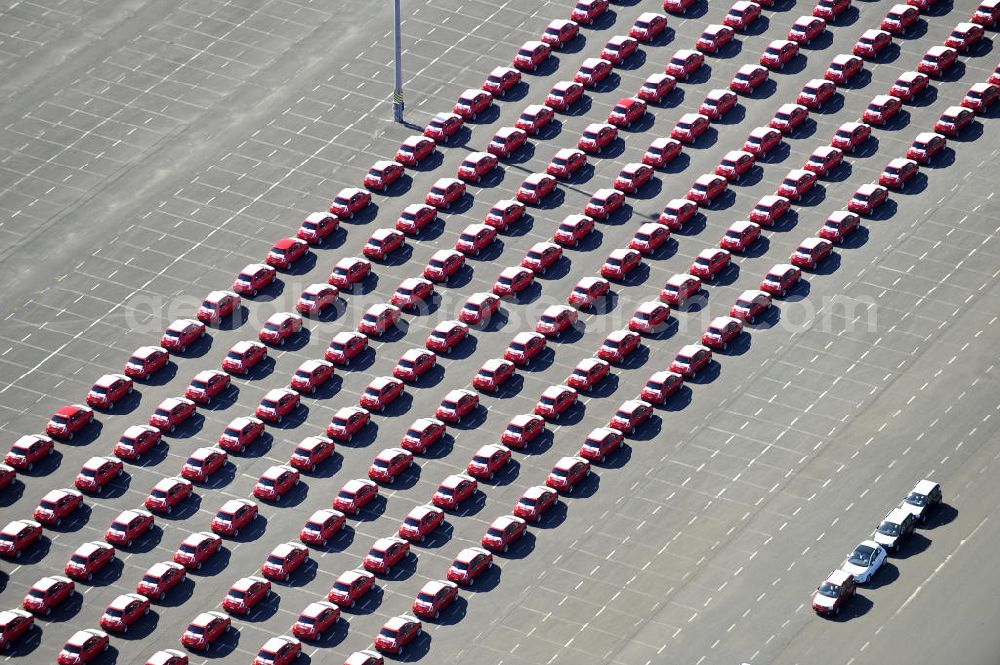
xmin=692 ymin=184 xmax=707 ymax=193
xmin=270 ymin=247 xmax=286 ymax=256
xmin=63 ymin=646 xmax=82 ymax=655
xmin=185 ymin=458 xmax=202 ymax=467
xmin=848 ymin=545 xmax=875 ymax=566
xmin=829 ymin=62 xmax=843 ymax=72
xmin=878 ymin=520 xmax=900 ymax=536
xmin=674 ymin=355 xmax=691 ymax=364
xmin=266 ymin=555 xmax=284 ymax=565
xmin=905 ymin=492 xmax=928 ymax=507
xmin=51 ymin=415 xmax=69 ymax=425
xmin=105 ymin=608 xmax=123 ymax=618
xmin=430 ymin=331 xmax=446 ymax=340
xmin=40 ymin=500 xmax=57 ymax=510
xmin=372 ymin=459 xmax=388 ymax=469
xmin=775 ymin=112 xmax=791 ymax=121
xmin=817 ymin=582 xmax=840 ymax=598
xmin=379 ymin=628 xmax=398 ymax=639
xmin=582 ymin=130 xmax=599 ymax=140
xmin=694 ymin=257 xmax=711 ymax=266
xmin=225 ymin=351 xmax=243 ymax=361
xmin=258 ymin=478 xmax=274 ymax=488
xmin=453 ymin=560 xmax=469 ymax=570
xmin=472 ymin=455 xmax=490 ymax=465
xmin=179 ymin=544 xmax=196 ymax=554
xmin=336 ymin=490 xmax=354 ymax=500
xmin=71 ymin=554 xmax=87 ymax=564
xmin=517 ymin=48 xmax=532 ymax=57
xmin=521 ymin=182 xmax=537 ymax=192
xmin=142 ymin=575 xmax=160 ymax=584
xmin=437 ymin=486 xmax=454 ymax=496
xmin=228 ymin=590 xmax=245 ymax=599
xmin=80 ymin=468 xmax=96 ymax=477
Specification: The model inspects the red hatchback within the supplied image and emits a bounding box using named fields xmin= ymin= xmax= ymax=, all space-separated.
xmin=233 ymin=263 xmax=276 ymax=298
xmin=423 ymin=249 xmax=465 ymax=282
xmin=368 ymin=448 xmax=413 ymax=484
xmin=825 ymin=54 xmax=863 ymax=84
xmin=515 ymin=104 xmax=555 ymax=135
xmin=328 ymin=569 xmax=375 ymax=608
xmin=145 ymin=478 xmax=192 ymax=515
xmin=517 ymin=173 xmax=558 ymax=204
xmin=425 ymin=177 xmax=466 ymax=209
xmin=401 ymin=418 xmax=446 ymax=454
xmin=730 ymin=64 xmax=768 ymax=94
xmin=669 ymin=344 xmax=712 ymax=378
xmin=99 ymin=593 xmax=149 ymax=633
xmin=252 ymin=465 xmax=300 ymax=501
xmin=395 ymin=135 xmax=436 ymax=166
xmin=607 ymin=97 xmax=647 ymax=128
xmin=426 ymin=320 xmax=469 ymax=353
xmin=364 ymin=537 xmax=410 ymax=575
xmin=761 ymin=39 xmax=799 ymax=69
xmin=423 ymin=113 xmax=463 ymax=143
xmin=412 ymin=580 xmax=458 ymax=620
xmin=136 ymin=562 xmax=185 ymax=600
xmin=797 ymin=78 xmax=836 ymax=110
xmin=267 ymin=237 xmax=308 ymax=270
xmin=579 ymin=427 xmax=624 ymax=462
xmin=398 ymin=504 xmax=445 ymax=542
xmin=261 ymin=541 xmax=309 ymax=581
xmin=218 ymin=416 xmax=265 ymax=453
xmin=831 ymin=121 xmax=871 ymax=153
xmin=436 ymin=389 xmax=479 ymax=423
xmin=848 ymin=184 xmax=889 ymax=215
xmin=660 ymin=273 xmax=702 ymax=306
xmin=770 ymin=103 xmax=809 ymax=134
xmin=182 ymin=447 xmax=227 ymax=482
xmin=935 ymin=105 xmax=975 ymax=136
xmin=473 ymin=358 xmax=516 ymax=392
xmin=293 ymin=601 xmax=340 ymax=640
xmin=393 ymin=348 xmax=437 ymax=382
xmin=501 ymin=413 xmax=546 ymax=448
xmin=672 ymin=113 xmax=710 ymax=144
xmin=879 ymin=158 xmax=918 ymax=189
xmin=149 ymin=397 xmax=196 ymax=433
xmin=466 ymin=444 xmax=512 ymax=480
xmin=917 ymin=46 xmax=957 ymax=77
xmin=493 ymin=266 xmax=534 ymax=296
xmin=854 ymin=29 xmax=891 ymax=59
xmin=64 ymin=541 xmax=115 ymax=581
xmin=788 ymin=16 xmax=826 ymax=44
xmin=484 ymin=199 xmax=525 ymax=230
xmin=760 ymin=263 xmax=802 ymax=296
xmin=659 ymin=198 xmax=699 ymax=229
xmin=0 ymin=519 xmax=42 ymax=559
xmin=545 ymin=80 xmax=584 ymax=110
xmin=608 ymin=400 xmax=654 ymax=434
xmin=545 ymin=456 xmax=591 ymax=493
xmin=22 ymin=575 xmax=74 ymax=616
xmin=105 ymin=509 xmax=154 ymax=547
xmin=535 ymin=385 xmax=578 ymax=419
xmin=640 ymin=371 xmax=684 ymax=404
xmin=482 ymin=66 xmax=521 ymax=97
xmin=74 ymin=455 xmax=123 ymax=494
xmin=629 ymin=301 xmax=671 ymax=334
xmin=432 ymin=474 xmax=478 ymax=510
xmin=777 ymin=169 xmax=817 ymax=200
xmin=300 ymin=508 xmax=345 ymax=546
xmin=730 ymin=289 xmax=772 ymax=323
xmin=457 ymin=153 xmax=498 ymax=183
xmin=222 ymin=340 xmax=267 ymax=376
xmin=819 ymin=210 xmax=861 ymax=243
xmin=720 ymin=220 xmax=761 ymax=253
xmin=86 ymin=373 xmax=133 ymax=410
xmin=448 ymin=547 xmax=493 ymax=585
xmin=907 ymin=132 xmax=946 ymax=164
xmin=289 ymin=435 xmax=335 ymax=472
xmin=687 ymin=174 xmax=728 ymax=206
xmin=700 ymin=89 xmax=737 ymax=120
xmin=514 ymin=486 xmax=558 ymax=522
xmin=665 ymin=49 xmax=704 ymax=80
xmin=598 ymin=330 xmax=641 ymax=363
xmin=297 ymin=212 xmax=338 ymax=245
xmin=577 ymin=122 xmax=618 ymax=153
xmin=160 ymin=318 xmax=206 ymax=353
xmin=34 ymin=488 xmax=83 ymax=526
xmin=488 ymin=127 xmax=527 ymax=158
xmin=702 ymin=316 xmax=743 ymax=350
xmin=325 ymin=331 xmax=368 ymax=366
xmin=173 ymin=531 xmax=221 ymax=570
xmin=211 ymin=499 xmax=258 ymax=537
xmin=223 ymin=576 xmax=270 ymax=615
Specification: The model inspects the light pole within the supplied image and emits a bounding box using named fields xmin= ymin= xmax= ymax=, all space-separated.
xmin=393 ymin=0 xmax=404 ymax=123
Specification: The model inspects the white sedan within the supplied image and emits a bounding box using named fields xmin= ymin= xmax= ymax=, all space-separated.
xmin=840 ymin=539 xmax=886 ymax=584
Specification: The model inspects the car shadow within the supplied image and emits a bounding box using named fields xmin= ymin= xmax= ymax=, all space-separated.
xmin=865 ymin=561 xmax=899 ymax=590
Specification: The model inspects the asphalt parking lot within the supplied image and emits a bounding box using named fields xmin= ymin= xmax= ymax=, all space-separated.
xmin=1 ymin=0 xmax=1000 ymax=664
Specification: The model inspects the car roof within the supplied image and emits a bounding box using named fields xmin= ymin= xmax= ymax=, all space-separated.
xmin=230 ymin=340 xmax=259 ymax=353
xmin=826 ymin=569 xmax=853 ymax=585
xmin=524 ymin=485 xmax=553 ymax=499
xmin=228 ymin=416 xmax=260 ymax=429
xmin=667 ymin=273 xmax=696 ymax=286
xmin=148 ymin=562 xmax=180 ymax=576
xmin=412 ymin=417 xmax=443 ymax=429
xmin=710 ymin=315 xmax=740 ymax=328
xmin=408 ymin=504 xmax=439 ymax=519
xmin=261 ymin=465 xmax=292 ymax=480
xmin=343 ymin=478 xmax=373 ymax=493
xmin=492 ymin=514 xmax=525 ymax=529
xmin=454 ymin=547 xmax=485 ymax=562
xmin=481 ymin=358 xmax=510 ymax=372
xmin=620 ymin=399 xmax=647 ymax=412
xmin=191 ymin=612 xmax=220 ymax=627
xmin=231 ymin=576 xmax=262 ymax=591
xmin=739 ymin=289 xmax=768 ymax=299
xmin=270 ymin=542 xmax=301 ymax=558
xmin=108 ymin=593 xmax=143 ymax=610
xmin=799 ymin=237 xmax=828 ymax=249
xmin=913 ymin=479 xmax=939 ymax=494
xmin=273 ymin=237 xmax=301 ymax=249
xmin=181 ymin=531 xmax=214 ymax=545
xmin=769 ymin=263 xmax=797 ymax=274
xmin=192 ymin=370 xmax=221 ymax=382
xmin=220 ymin=498 xmax=251 ymax=512
xmin=441 ymin=474 xmax=471 ymax=488
xmin=885 ymin=507 xmax=911 ymax=521
xmin=542 ymin=384 xmax=573 ymax=397
xmin=678 ymin=344 xmax=705 ymax=356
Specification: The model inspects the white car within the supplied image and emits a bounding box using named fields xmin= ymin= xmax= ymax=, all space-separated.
xmin=840 ymin=539 xmax=886 ymax=583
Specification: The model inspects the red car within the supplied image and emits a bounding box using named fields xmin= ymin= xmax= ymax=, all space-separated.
xmin=545 ymin=80 xmax=584 ymax=110
xmin=211 ymin=498 xmax=258 ymax=537
xmin=401 ymin=418 xmax=446 ymax=454
xmin=0 ymin=519 xmax=42 ymax=559
xmin=546 ymin=456 xmax=591 ymax=493
xmin=770 ymin=103 xmax=809 ymax=134
xmin=702 ymin=316 xmax=744 ymax=350
xmin=222 ymin=340 xmax=267 ymax=375
xmin=0 ymin=608 xmax=33 ymax=650
xmin=819 ymin=210 xmax=861 ymax=243
xmin=448 ymin=546 xmax=494 ymax=585
xmin=946 ymin=22 xmax=985 ymax=52
xmin=972 ymin=0 xmax=1000 ymax=25
xmin=669 ymin=344 xmax=713 ymax=378
xmin=854 ymin=29 xmax=891 ymax=59
xmin=788 ymin=16 xmax=826 ymax=44
xmin=259 ymin=312 xmax=303 ymax=346
xmin=630 ymin=223 xmax=670 ymax=255
xmin=935 ymin=105 xmax=975 ymax=136
xmin=330 ymin=188 xmax=372 ymax=219
xmin=412 ymin=580 xmax=458 ymax=620
xmin=879 ymin=157 xmax=918 ymax=189
xmin=124 ymin=345 xmax=169 ymax=380
xmin=831 ymin=121 xmax=871 ymax=152
xmin=603 ymin=36 xmax=639 ymax=65
xmin=638 ymin=73 xmax=677 ymax=103
xmin=517 ymin=172 xmax=557 ymax=205
xmin=327 ymin=569 xmax=375 ymax=608
xmin=672 ymin=112 xmax=710 ymax=143
xmin=535 ymin=385 xmax=578 ymax=419
xmin=34 ymin=487 xmax=83 ymax=526
xmin=730 ymin=289 xmax=772 ymax=323
xmin=730 ymin=64 xmax=768 ymax=94
xmin=145 ymin=477 xmax=192 ymax=514
xmin=516 ymin=104 xmax=555 ymax=135
xmin=760 ymin=263 xmax=802 ymax=296
xmin=297 ymin=211 xmax=338 ymax=245
xmin=362 ymin=160 xmax=404 ymax=193
xmin=631 ymin=12 xmax=668 ymax=42
xmin=426 ymin=320 xmax=470 ymax=353
xmin=568 ymin=276 xmax=610 ymax=310
xmin=642 ymin=137 xmax=682 ymax=169
xmin=290 ymin=358 xmax=335 ymax=394
xmin=514 ymin=485 xmax=558 ymax=522
xmin=917 ymin=46 xmax=957 ymax=77
xmin=598 ymin=329 xmax=641 ymax=363
xmin=64 ymin=540 xmax=115 ymax=581
xmin=423 ymin=249 xmax=465 ymax=282
xmin=700 ymin=89 xmax=738 ymax=121
xmin=75 ymin=455 xmax=123 ymax=494
xmin=467 ymin=444 xmax=511 ymax=480
xmin=720 ymin=220 xmax=761 ymax=253
xmin=542 ymin=18 xmax=579 ymax=47
xmin=825 ymin=54 xmax=863 ymax=84
xmin=614 ymin=162 xmax=654 ymax=193
xmin=149 ymin=397 xmax=196 ymax=433
xmin=457 ymin=152 xmax=498 ymax=183
xmin=368 ymin=448 xmax=413 ymax=484
xmin=22 ymin=575 xmax=74 ymax=616
xmin=482 ymin=66 xmax=521 ymax=97
xmin=326 ymin=331 xmax=368 ymax=366
xmin=436 ymin=389 xmax=479 ymax=423
xmin=797 ymin=78 xmax=836 ymax=110
xmin=473 ymin=358 xmax=516 ymax=392
xmin=425 ymin=177 xmax=466 ymax=209
xmin=364 ymin=536 xmax=410 ymax=575
xmin=500 ymin=413 xmax=545 ymax=449
xmin=197 ymin=290 xmax=241 ymax=323
xmin=296 ymin=283 xmax=338 ymax=317
xmin=300 ymin=508 xmax=345 ymax=546
xmin=579 ymin=427 xmax=625 ymax=462
xmin=812 ymin=569 xmax=857 ymax=615
xmin=256 ymin=387 xmax=300 ymax=424
xmin=571 ymin=0 xmax=608 ymax=24
xmin=432 ymin=473 xmax=478 ymax=510
xmin=182 ymin=446 xmax=226 ymax=482
xmin=181 ymin=611 xmax=231 ymax=650
xmin=521 ymin=240 xmax=563 ymax=274
xmin=697 ymin=25 xmax=734 ymax=54
xmin=395 ymin=135 xmax=436 ymax=166
xmin=629 ymin=301 xmax=671 ymax=334
xmin=253 ymin=464 xmax=300 ymax=501
xmin=105 ymin=509 xmax=153 ymax=547
xmin=0 ymin=463 xmax=12 ymax=491
xmin=577 ymin=122 xmax=618 ymax=153
xmin=503 ymin=334 xmax=548 ymax=366
xmin=814 ymin=0 xmax=850 ymax=20
xmin=223 ymin=576 xmax=270 ymax=615
xmin=484 ymin=199 xmax=525 ymax=230
xmin=585 ymin=188 xmax=626 ymax=219
xmin=659 ymin=198 xmax=699 ymax=229
xmin=233 ymin=263 xmax=277 ymax=298
xmin=882 ymin=3 xmax=919 ymax=33
xmin=359 ymin=376 xmax=404 ymax=413
xmin=487 ymin=126 xmax=527 ymax=158
xmin=333 ymin=478 xmax=378 ymax=515
xmin=423 ymin=112 xmax=463 ymax=143
xmin=609 ymin=400 xmax=654 ymax=435
xmin=608 ymin=98 xmax=648 ymax=131
xmin=848 ymin=183 xmax=889 ymax=215
xmin=575 ymin=57 xmax=613 ymax=88
xmin=493 ymin=265 xmax=534 ymax=296
xmin=665 ymin=0 xmax=698 ymax=12
xmin=57 ymin=629 xmax=109 ymax=664
xmin=398 ymin=504 xmax=445 ymax=542
xmin=261 ymin=541 xmax=309 ymax=581
xmin=453 ymin=88 xmax=493 ymax=119
xmin=640 ymin=371 xmax=684 ymax=404
xmin=395 ymin=204 xmax=437 ymax=237
xmin=907 ymin=132 xmax=946 ymax=164
xmin=660 ymin=273 xmax=702 ymax=306
xmin=293 ymin=601 xmax=340 ymax=640
xmin=5 ymin=434 xmax=53 ymax=470
xmin=962 ymin=82 xmax=1000 ymax=113
xmin=716 ymin=149 xmax=755 ymax=182
xmin=687 ymin=173 xmax=728 ymax=206
xmin=863 ymin=94 xmax=902 ymax=125
xmin=547 ymin=148 xmax=587 ymax=179
xmin=218 ymin=416 xmax=265 ymax=453
xmin=136 ymin=561 xmax=185 ymax=600
xmin=374 ymin=615 xmax=422 ymax=656
xmin=357 ymin=303 xmax=401 ymax=337
xmin=567 ymin=357 xmax=611 ymax=392
xmin=266 ymin=237 xmax=308 ymax=270
xmin=290 ymin=435 xmax=335 ymax=472
xmin=512 ymin=40 xmax=551 ymax=71
xmin=776 ymin=169 xmax=817 ymax=200
xmin=160 ymin=318 xmax=206 ymax=353
xmin=391 ymin=277 xmax=435 ymax=311
xmin=761 ymin=39 xmax=799 ymax=70
xmin=804 ymin=145 xmax=843 ymax=176
xmin=253 ymin=636 xmax=302 ymax=665
xmin=329 ymin=256 xmax=372 ymax=289
xmin=536 ymin=304 xmax=578 ymax=338
xmin=173 ymin=531 xmax=221 ymax=570
xmin=724 ymin=0 xmax=759 ymax=26
xmin=393 ymin=348 xmax=437 ymax=382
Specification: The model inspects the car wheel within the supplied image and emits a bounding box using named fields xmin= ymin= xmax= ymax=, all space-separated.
xmin=14 ymin=549 xmax=21 ymax=559
xmin=68 ymin=432 xmax=74 ymax=441
xmin=309 ymin=386 xmax=316 ymax=394
xmin=446 ymin=345 xmax=452 ymax=354
xmin=103 ymin=642 xmax=109 ymax=651
xmin=27 ymin=462 xmax=33 ymax=471
xmin=276 ymin=415 xmax=283 ymax=424
xmin=56 ymin=517 xmax=62 ymax=526
xmin=144 ymin=605 xmax=149 ymax=616
xmin=166 ymin=505 xmax=173 ymax=515
xmin=107 ymin=401 xmax=114 ymax=412
xmin=691 ymin=370 xmax=698 ymax=380
xmin=195 ymin=561 xmax=202 ymax=570
xmin=347 ymin=433 xmax=353 ymax=443
xmin=233 ymin=528 xmax=240 ymax=538
xmin=122 ymin=624 xmax=128 ymax=634
xmin=279 ymin=338 xmax=286 ymax=347
xmin=96 ymin=485 xmax=103 ymax=496
xmin=44 ymin=607 xmax=51 ymax=617
xmin=87 ymin=572 xmax=93 ymax=582
xmin=169 ymin=424 xmax=176 ymax=433
xmin=242 ymin=368 xmax=249 ymax=376
xmin=722 ymin=342 xmax=728 ymax=351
